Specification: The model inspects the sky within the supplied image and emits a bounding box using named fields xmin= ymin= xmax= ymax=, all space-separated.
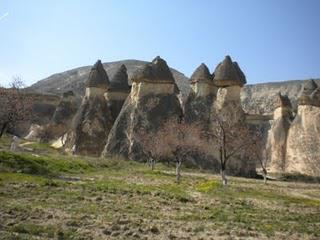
xmin=0 ymin=0 xmax=320 ymax=87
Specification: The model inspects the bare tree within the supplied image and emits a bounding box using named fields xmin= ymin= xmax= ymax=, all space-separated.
xmin=137 ymin=119 xmax=204 ymax=183
xmin=248 ymin=130 xmax=268 ymax=184
xmin=0 ymin=77 xmax=33 ymax=137
xmin=207 ymin=112 xmax=253 ymax=186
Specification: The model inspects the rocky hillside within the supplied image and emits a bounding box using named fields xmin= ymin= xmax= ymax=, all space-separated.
xmin=242 ymin=79 xmax=320 ymax=115
xmin=27 ymin=60 xmax=190 ymax=99
xmin=27 ymin=59 xmax=319 ymax=115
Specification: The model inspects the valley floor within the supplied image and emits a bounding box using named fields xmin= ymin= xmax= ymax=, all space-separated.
xmin=0 ymin=135 xmax=319 ymax=240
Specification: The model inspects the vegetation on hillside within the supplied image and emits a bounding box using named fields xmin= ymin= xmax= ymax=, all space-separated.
xmin=0 ymin=138 xmax=319 ymax=239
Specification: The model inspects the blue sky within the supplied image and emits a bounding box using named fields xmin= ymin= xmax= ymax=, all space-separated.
xmin=0 ymin=0 xmax=319 ymax=86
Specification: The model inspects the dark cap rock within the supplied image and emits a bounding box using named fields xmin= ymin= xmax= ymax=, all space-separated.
xmin=110 ymin=64 xmax=130 ymax=91
xmin=275 ymin=93 xmax=292 ymax=109
xmin=298 ymin=79 xmax=320 ymax=106
xmin=131 ymin=56 xmax=175 ymax=83
xmin=86 ymin=60 xmax=110 ymax=89
xmin=190 ymin=63 xmax=213 ymax=84
xmin=213 ymin=56 xmax=246 ymax=87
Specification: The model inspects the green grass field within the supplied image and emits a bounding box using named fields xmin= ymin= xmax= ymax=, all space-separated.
xmin=0 ymin=136 xmax=319 ymax=239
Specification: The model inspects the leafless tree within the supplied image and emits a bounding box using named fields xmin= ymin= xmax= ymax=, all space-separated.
xmin=0 ymin=77 xmax=33 ymax=137
xmin=207 ymin=112 xmax=253 ymax=186
xmin=245 ymin=130 xmax=268 ymax=184
xmin=137 ymin=119 xmax=204 ymax=183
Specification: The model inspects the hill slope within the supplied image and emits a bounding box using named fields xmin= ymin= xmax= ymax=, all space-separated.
xmin=0 ymin=136 xmax=319 ymax=240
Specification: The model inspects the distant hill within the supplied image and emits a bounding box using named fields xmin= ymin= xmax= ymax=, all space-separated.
xmin=27 ymin=59 xmax=319 ymax=115
xmin=27 ymin=59 xmax=190 ymax=98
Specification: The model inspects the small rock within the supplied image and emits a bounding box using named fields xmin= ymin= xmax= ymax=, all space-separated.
xmin=118 ymin=218 xmax=130 ymax=225
xmin=102 ymin=229 xmax=111 ymax=235
xmin=95 ymin=196 xmax=103 ymax=201
xmin=111 ymin=231 xmax=120 ymax=237
xmin=168 ymin=233 xmax=177 ymax=239
xmin=150 ymin=225 xmax=160 ymax=234
xmin=132 ymin=232 xmax=140 ymax=238
xmin=111 ymin=225 xmax=121 ymax=231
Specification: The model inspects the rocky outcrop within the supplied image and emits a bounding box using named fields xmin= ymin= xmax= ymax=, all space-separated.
xmin=102 ymin=56 xmax=183 ymax=160
xmin=212 ymin=56 xmax=246 ymax=123
xmin=266 ymin=93 xmax=293 ymax=173
xmin=285 ymin=80 xmax=320 ymax=176
xmin=104 ymin=65 xmax=131 ymax=120
xmin=51 ymin=91 xmax=78 ymax=125
xmin=184 ymin=63 xmax=216 ymax=125
xmin=211 ymin=56 xmax=255 ymax=176
xmin=184 ymin=56 xmax=256 ymax=176
xmin=66 ymin=60 xmax=114 ymax=156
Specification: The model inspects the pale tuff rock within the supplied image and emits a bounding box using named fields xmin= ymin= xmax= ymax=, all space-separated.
xmin=24 ymin=124 xmax=44 ymax=141
xmin=267 ymin=80 xmax=320 ymax=176
xmin=102 ymin=56 xmax=183 ymax=160
xmin=66 ymin=60 xmax=113 ymax=156
xmin=285 ymin=80 xmax=320 ymax=176
xmin=266 ymin=94 xmax=292 ymax=173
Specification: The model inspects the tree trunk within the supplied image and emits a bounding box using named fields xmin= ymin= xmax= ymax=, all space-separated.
xmin=219 ymin=147 xmax=228 ymax=186
xmin=221 ymin=169 xmax=227 ymax=186
xmin=0 ymin=122 xmax=9 ymax=138
xmin=176 ymin=159 xmax=182 ymax=184
xmin=151 ymin=158 xmax=155 ymax=171
xmin=263 ymin=168 xmax=267 ymax=184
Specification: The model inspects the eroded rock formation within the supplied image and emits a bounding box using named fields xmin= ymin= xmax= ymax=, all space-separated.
xmin=266 ymin=93 xmax=293 ymax=173
xmin=66 ymin=60 xmax=114 ymax=156
xmin=184 ymin=63 xmax=216 ymax=126
xmin=102 ymin=56 xmax=183 ymax=160
xmin=285 ymin=80 xmax=320 ymax=176
xmin=104 ymin=64 xmax=131 ymax=120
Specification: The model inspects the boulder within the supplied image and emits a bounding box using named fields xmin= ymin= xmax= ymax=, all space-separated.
xmin=102 ymin=56 xmax=183 ymax=160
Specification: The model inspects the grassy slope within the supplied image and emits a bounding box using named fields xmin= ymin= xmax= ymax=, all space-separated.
xmin=0 ymin=137 xmax=319 ymax=240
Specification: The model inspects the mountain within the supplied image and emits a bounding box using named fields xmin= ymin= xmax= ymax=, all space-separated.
xmin=27 ymin=59 xmax=319 ymax=115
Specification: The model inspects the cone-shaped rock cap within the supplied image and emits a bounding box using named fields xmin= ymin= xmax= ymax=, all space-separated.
xmin=190 ymin=63 xmax=213 ymax=84
xmin=131 ymin=56 xmax=175 ymax=83
xmin=109 ymin=64 xmax=130 ymax=91
xmin=298 ymin=79 xmax=320 ymax=106
xmin=302 ymin=79 xmax=318 ymax=94
xmin=275 ymin=92 xmax=292 ymax=109
xmin=86 ymin=60 xmax=110 ymax=89
xmin=213 ymin=56 xmax=246 ymax=87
